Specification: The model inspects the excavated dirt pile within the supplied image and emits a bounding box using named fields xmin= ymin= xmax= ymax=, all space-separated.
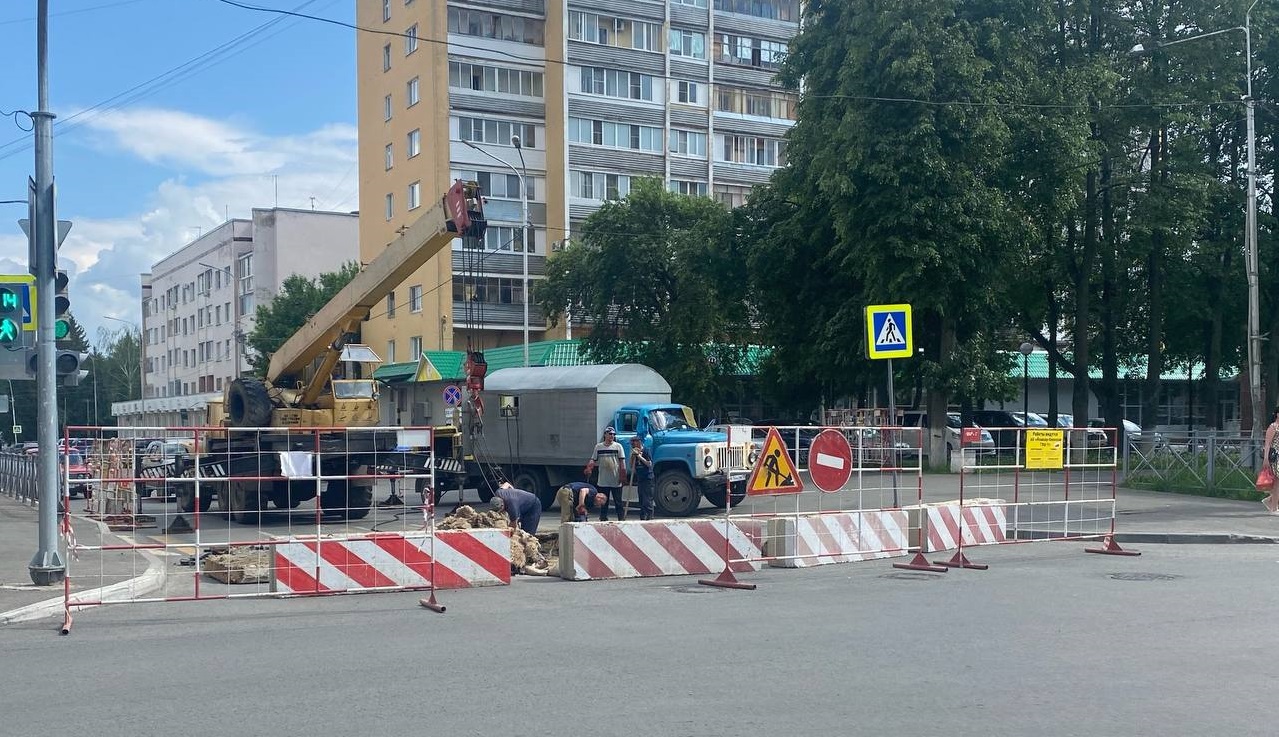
xmin=439 ymin=505 xmax=559 ymax=576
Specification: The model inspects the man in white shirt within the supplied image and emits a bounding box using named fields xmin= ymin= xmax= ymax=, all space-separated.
xmin=585 ymin=426 xmax=628 ymax=521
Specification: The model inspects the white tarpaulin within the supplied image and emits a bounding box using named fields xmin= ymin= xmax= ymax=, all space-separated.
xmin=279 ymin=451 xmax=315 ymax=479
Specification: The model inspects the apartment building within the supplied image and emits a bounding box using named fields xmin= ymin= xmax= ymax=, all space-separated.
xmin=113 ymin=208 xmax=359 ymax=427
xmin=356 ymin=0 xmax=799 ymax=363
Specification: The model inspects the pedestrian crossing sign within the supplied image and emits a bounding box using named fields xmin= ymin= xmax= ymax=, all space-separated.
xmin=746 ymin=426 xmax=804 ymax=496
xmin=865 ymin=303 xmax=913 ymax=360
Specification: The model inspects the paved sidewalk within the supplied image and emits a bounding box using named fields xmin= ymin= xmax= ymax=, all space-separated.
xmin=1 ymin=492 xmax=158 ymax=625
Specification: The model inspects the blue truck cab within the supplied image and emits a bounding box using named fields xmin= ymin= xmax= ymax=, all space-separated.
xmin=610 ymin=403 xmax=750 ymax=516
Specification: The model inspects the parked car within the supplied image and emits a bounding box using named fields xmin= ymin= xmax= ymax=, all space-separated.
xmin=138 ymin=439 xmax=195 ymax=500
xmin=1055 ymin=413 xmax=1109 ymax=448
xmin=970 ymin=410 xmax=1033 ymax=452
xmin=1088 ymin=418 xmax=1164 ymax=448
xmin=59 ymin=452 xmax=92 ymax=499
xmin=902 ymin=411 xmax=996 ymax=462
xmin=753 ymin=421 xmax=822 ymax=468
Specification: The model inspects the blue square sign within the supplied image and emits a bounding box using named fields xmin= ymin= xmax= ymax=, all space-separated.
xmin=865 ymin=304 xmax=912 ymax=360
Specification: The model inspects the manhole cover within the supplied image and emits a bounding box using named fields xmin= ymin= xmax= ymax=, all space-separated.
xmin=880 ymin=572 xmax=944 ymax=581
xmin=669 ymin=585 xmax=723 ymax=594
xmin=1108 ymin=572 xmax=1180 ymax=581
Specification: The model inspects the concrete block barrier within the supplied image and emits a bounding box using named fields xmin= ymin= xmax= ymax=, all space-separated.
xmin=559 ymin=519 xmax=765 ymax=581
xmin=766 ymin=510 xmax=910 ymax=568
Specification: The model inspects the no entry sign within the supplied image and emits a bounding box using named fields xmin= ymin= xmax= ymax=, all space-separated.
xmin=808 ymin=429 xmax=853 ymax=493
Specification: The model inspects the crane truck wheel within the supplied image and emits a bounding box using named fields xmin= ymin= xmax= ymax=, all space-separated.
xmin=702 ymin=482 xmax=745 ymax=509
xmin=177 ymin=487 xmax=213 ymax=513
xmin=222 ymin=480 xmax=261 ymax=525
xmin=655 ymin=469 xmax=702 ymax=517
xmin=509 ymin=468 xmax=550 ymax=510
xmin=226 ymin=377 xmax=273 ymax=427
xmin=321 ymin=480 xmax=372 ymax=520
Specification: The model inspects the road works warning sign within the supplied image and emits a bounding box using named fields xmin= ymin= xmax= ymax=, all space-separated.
xmin=865 ymin=304 xmax=913 ymax=359
xmin=746 ymin=426 xmax=804 ymax=495
xmin=1024 ymin=429 xmax=1064 ymax=470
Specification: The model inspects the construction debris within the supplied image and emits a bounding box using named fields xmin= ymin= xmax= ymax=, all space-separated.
xmin=202 ymin=546 xmax=271 ymax=584
xmin=440 ymin=505 xmax=559 ymax=576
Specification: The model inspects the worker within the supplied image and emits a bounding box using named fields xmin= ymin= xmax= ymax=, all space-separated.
xmin=628 ymin=436 xmax=655 ymax=520
xmin=556 ymin=480 xmax=608 ymax=523
xmin=492 ymin=481 xmax=542 ymax=535
xmin=585 ymin=426 xmax=627 ymax=521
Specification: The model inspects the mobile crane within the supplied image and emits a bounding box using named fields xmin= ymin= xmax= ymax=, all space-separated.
xmin=180 ymin=181 xmax=486 ymax=521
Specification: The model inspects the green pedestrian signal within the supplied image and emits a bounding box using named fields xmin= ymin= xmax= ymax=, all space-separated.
xmin=0 ymin=318 xmax=18 ymax=346
xmin=0 ymin=286 xmax=21 ymax=347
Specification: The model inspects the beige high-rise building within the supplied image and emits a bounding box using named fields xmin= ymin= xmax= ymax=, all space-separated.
xmin=356 ymin=0 xmax=799 ymax=363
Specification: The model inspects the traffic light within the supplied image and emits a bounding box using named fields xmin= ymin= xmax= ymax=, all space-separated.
xmin=53 ymin=269 xmax=70 ymax=341
xmin=56 ymin=349 xmax=85 ymax=383
xmin=0 ymin=283 xmax=22 ymax=348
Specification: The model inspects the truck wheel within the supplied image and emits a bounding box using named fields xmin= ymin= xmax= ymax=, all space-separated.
xmin=267 ymin=481 xmax=303 ymax=510
xmin=702 ymin=482 xmax=746 ymax=509
xmin=177 ymin=487 xmax=213 ymax=513
xmin=226 ymin=377 xmax=273 ymax=427
xmin=222 ymin=480 xmax=260 ymax=525
xmin=655 ymin=469 xmax=702 ymax=517
xmin=510 ymin=467 xmax=551 ymax=510
xmin=321 ymin=480 xmax=372 ymax=520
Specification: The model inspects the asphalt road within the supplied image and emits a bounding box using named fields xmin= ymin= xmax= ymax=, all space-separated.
xmin=5 ymin=542 xmax=1276 ymax=737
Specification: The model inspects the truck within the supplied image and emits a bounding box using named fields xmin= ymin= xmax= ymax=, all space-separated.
xmin=467 ymin=364 xmax=754 ymax=516
xmin=173 ymin=180 xmax=486 ymax=521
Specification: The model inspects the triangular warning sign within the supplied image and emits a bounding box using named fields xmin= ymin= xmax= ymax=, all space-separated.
xmin=746 ymin=426 xmax=804 ymax=496
xmin=875 ymin=315 xmax=904 ymax=347
xmin=414 ymin=353 xmax=442 ymax=382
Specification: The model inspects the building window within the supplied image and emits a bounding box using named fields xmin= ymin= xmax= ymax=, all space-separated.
xmin=382 ymin=43 xmax=391 ymax=71
xmin=714 ymin=183 xmax=753 ymax=208
xmin=579 ymin=67 xmax=654 ymax=101
xmin=407 ymin=76 xmax=419 ymax=107
xmin=453 ymin=277 xmax=526 ymax=305
xmin=384 ymin=94 xmax=392 ymax=121
xmin=669 ymin=180 xmax=708 ymax=197
xmin=405 ymin=24 xmax=418 ymax=55
xmin=409 ymin=336 xmax=422 ymax=358
xmin=571 ymin=171 xmax=631 ymax=200
xmin=449 ymin=61 xmax=544 ymax=97
xmin=385 ymin=192 xmax=394 ymax=220
xmin=447 ymin=7 xmax=545 ymax=45
xmin=716 ymin=86 xmax=797 ymax=120
xmin=673 ymin=0 xmax=707 ymax=6
xmin=384 ymin=143 xmax=393 ymax=170
xmin=567 ymin=11 xmax=660 ymax=51
xmin=669 ymin=128 xmax=707 ymax=157
xmin=716 ymin=134 xmax=787 ymax=167
xmin=676 ymin=80 xmax=701 ymax=104
xmin=409 ymin=285 xmax=423 ymax=312
xmin=478 ymin=225 xmax=532 ymax=252
xmin=387 ymin=290 xmax=397 ymax=318
xmin=387 ymin=340 xmax=396 ymax=363
xmin=713 ymin=0 xmax=799 ymax=21
xmin=382 ymin=0 xmax=390 ymax=22
xmin=568 ymin=118 xmax=661 ymax=151
xmin=669 ymin=28 xmax=706 ymax=59
xmin=716 ymin=33 xmax=788 ymax=70
xmin=451 ymin=168 xmax=533 ymax=199
xmin=407 ymin=128 xmax=421 ymax=157
xmin=457 ymin=116 xmax=537 ymax=148
xmin=408 ymin=180 xmax=421 ymax=210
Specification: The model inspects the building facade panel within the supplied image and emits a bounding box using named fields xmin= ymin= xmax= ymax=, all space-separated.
xmin=712 ymin=113 xmax=793 ymax=138
xmin=669 ymin=57 xmax=710 ymax=81
xmin=713 ymin=162 xmax=776 ymax=185
xmin=670 ymin=4 xmax=710 ymax=27
xmin=713 ymin=63 xmax=780 ymax=88
xmin=566 ymin=97 xmax=666 ymax=126
xmin=449 ymin=91 xmax=546 ymax=119
xmin=669 ymin=157 xmax=710 ymax=179
xmin=465 ymin=0 xmax=547 ymax=15
xmin=670 ymin=106 xmax=710 ymax=128
xmin=568 ymin=145 xmax=666 ymax=174
xmin=567 ymin=0 xmax=665 ymax=21
xmin=566 ymin=44 xmax=666 ymax=75
xmin=711 ymin=13 xmax=797 ymax=38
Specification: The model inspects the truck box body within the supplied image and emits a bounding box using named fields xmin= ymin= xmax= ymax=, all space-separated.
xmin=480 ymin=364 xmax=671 ymax=466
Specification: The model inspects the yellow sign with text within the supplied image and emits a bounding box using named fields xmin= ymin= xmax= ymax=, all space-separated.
xmin=1024 ymin=429 xmax=1064 ymax=470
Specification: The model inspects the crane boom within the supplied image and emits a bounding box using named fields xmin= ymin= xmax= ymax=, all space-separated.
xmin=266 ymin=181 xmax=485 ymax=388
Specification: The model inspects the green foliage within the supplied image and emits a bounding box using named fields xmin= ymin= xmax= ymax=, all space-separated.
xmin=244 ymin=261 xmax=361 ymax=377
xmin=534 ymin=179 xmax=748 ymax=410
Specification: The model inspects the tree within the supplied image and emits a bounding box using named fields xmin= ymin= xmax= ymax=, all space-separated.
xmin=534 ymin=179 xmax=748 ymax=411
xmin=244 ymin=262 xmax=360 ymax=377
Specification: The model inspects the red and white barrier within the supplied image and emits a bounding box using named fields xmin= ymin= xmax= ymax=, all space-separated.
xmin=767 ymin=510 xmax=909 ymax=567
xmin=560 ymin=519 xmax=765 ymax=581
xmin=273 ymin=530 xmax=511 ymax=594
xmin=923 ymin=501 xmax=1007 ymax=553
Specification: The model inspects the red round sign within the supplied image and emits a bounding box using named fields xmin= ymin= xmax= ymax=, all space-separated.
xmin=808 ymin=429 xmax=853 ymax=493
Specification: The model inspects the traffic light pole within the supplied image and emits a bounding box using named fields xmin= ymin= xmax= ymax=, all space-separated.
xmin=29 ymin=0 xmax=65 ymax=585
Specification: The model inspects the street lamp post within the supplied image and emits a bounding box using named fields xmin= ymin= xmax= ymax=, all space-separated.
xmin=1019 ymin=342 xmax=1033 ymax=422
xmin=462 ymin=138 xmax=530 ymax=367
xmin=1131 ymin=2 xmax=1261 ymax=444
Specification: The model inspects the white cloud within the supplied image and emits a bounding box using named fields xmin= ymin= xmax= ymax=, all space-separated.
xmin=0 ymin=108 xmax=358 ymax=347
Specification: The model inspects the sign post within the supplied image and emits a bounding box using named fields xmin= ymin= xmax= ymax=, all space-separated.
xmin=865 ymin=304 xmax=914 ymax=507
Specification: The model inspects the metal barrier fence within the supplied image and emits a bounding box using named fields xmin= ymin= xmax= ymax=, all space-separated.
xmin=1121 ymin=430 xmax=1260 ymax=492
xmin=701 ymin=425 xmax=926 ymax=588
xmin=43 ymin=424 xmax=510 ymax=631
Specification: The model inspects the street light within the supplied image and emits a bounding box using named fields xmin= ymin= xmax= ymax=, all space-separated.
xmin=198 ymin=261 xmax=240 ymax=380
xmin=1018 ymin=342 xmax=1033 ymax=422
xmin=1131 ymin=2 xmax=1261 ymax=443
xmin=462 ymin=138 xmax=530 ymax=367
xmin=103 ymin=315 xmax=143 ymax=428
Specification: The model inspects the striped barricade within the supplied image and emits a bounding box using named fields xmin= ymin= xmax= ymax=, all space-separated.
xmin=766 ymin=510 xmax=910 ymax=567
xmin=559 ymin=519 xmax=766 ymax=581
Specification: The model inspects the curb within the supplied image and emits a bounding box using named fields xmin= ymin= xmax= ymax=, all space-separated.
xmin=1010 ymin=529 xmax=1279 ymax=545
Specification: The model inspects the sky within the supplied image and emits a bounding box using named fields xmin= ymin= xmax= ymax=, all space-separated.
xmin=0 ymin=0 xmax=359 ymax=345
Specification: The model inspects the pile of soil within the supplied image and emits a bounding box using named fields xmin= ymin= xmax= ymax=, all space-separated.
xmin=439 ymin=505 xmax=558 ymax=576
